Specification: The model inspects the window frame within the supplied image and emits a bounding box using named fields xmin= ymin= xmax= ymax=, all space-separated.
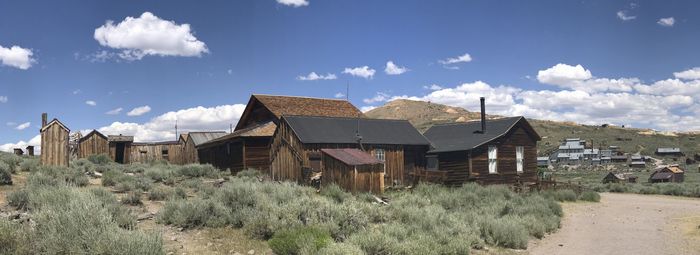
xmin=516 ymin=146 xmax=524 ymax=173
xmin=374 ymin=148 xmax=386 ymax=173
xmin=488 ymin=145 xmax=498 ymax=174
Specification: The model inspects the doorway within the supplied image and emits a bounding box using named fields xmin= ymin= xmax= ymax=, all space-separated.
xmin=115 ymin=143 xmax=125 ymax=163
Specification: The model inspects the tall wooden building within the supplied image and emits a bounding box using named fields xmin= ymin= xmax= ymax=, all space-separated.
xmin=40 ymin=113 xmax=70 ymax=166
xmin=78 ymin=130 xmax=109 ymax=158
xmin=422 ymin=100 xmax=541 ymax=185
xmin=197 ymin=94 xmax=364 ymax=174
xmin=182 ymin=132 xmax=226 ymax=164
xmin=269 ymin=116 xmax=431 ymax=186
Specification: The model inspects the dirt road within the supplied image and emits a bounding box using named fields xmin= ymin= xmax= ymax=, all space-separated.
xmin=528 ymin=193 xmax=700 ymax=255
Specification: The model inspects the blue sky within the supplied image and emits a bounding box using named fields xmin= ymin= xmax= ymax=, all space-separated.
xmin=2 ymin=0 xmax=700 ymax=151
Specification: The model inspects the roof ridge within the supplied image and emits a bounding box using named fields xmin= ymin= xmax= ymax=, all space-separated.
xmin=253 ymin=94 xmax=350 ymax=102
xmin=283 ymin=115 xmax=410 ymax=122
xmin=430 ymin=116 xmax=523 ymax=126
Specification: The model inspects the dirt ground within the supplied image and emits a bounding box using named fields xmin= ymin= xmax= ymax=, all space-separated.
xmin=528 ymin=193 xmax=700 ymax=255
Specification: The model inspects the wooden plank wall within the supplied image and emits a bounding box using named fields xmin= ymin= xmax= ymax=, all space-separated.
xmin=469 ymin=127 xmax=538 ymax=185
xmin=40 ymin=123 xmax=70 ymax=167
xmin=109 ymin=142 xmax=132 ymax=164
xmin=78 ymin=135 xmax=109 ymax=158
xmin=129 ymin=143 xmax=183 ymax=164
xmin=183 ymin=139 xmax=198 ymax=164
xmin=321 ymin=154 xmax=384 ymax=193
xmin=198 ymin=141 xmax=244 ymax=172
xmin=244 ymin=137 xmax=271 ymax=171
xmin=270 ymin=120 xmax=305 ymax=182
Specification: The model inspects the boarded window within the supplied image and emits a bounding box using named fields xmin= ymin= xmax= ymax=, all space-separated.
xmin=426 ymin=155 xmax=439 ymax=170
xmin=488 ymin=145 xmax=498 ymax=174
xmin=162 ymin=148 xmax=169 ymax=160
xmin=516 ymin=146 xmax=524 ymax=173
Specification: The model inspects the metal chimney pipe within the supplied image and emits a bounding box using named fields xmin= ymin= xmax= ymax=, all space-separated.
xmin=480 ymin=97 xmax=486 ymax=133
xmin=41 ymin=113 xmax=48 ymax=127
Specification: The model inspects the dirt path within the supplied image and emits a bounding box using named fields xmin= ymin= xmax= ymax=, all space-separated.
xmin=528 ymin=193 xmax=700 ymax=255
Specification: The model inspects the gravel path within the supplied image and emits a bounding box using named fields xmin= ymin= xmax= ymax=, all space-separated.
xmin=528 ymin=193 xmax=700 ymax=255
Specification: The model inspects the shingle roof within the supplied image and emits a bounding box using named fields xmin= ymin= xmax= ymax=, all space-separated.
xmin=254 ymin=94 xmax=363 ymax=119
xmin=651 ymin=172 xmax=673 ymax=180
xmin=198 ymin=121 xmax=277 ymax=148
xmin=321 ymin=148 xmax=382 ymax=166
xmin=283 ymin=116 xmax=430 ymax=145
xmin=423 ymin=117 xmax=539 ymax=153
xmin=79 ymin=130 xmax=107 ymax=143
xmin=188 ymin=132 xmax=227 ymax=146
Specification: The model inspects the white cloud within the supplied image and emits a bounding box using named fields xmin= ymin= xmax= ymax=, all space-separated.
xmin=227 ymin=69 xmax=233 ymax=75
xmin=334 ymin=93 xmax=345 ymax=98
xmin=6 ymin=122 xmax=16 ymax=126
xmin=673 ymin=68 xmax=700 ymax=80
xmin=384 ymin=61 xmax=409 ymax=75
xmin=94 ymin=12 xmax=208 ymax=60
xmin=363 ymin=92 xmax=391 ymax=104
xmin=297 ymin=72 xmax=337 ymax=81
xmin=360 ymin=106 xmax=377 ymax=112
xmin=657 ymin=17 xmax=675 ymax=27
xmin=0 ymin=44 xmax=35 ymax=70
xmin=85 ymin=100 xmax=97 ymax=106
xmin=537 ymin=63 xmax=592 ymax=85
xmin=343 ymin=66 xmax=376 ymax=79
xmin=423 ymin=84 xmax=443 ymax=90
xmin=0 ymin=135 xmax=41 ymax=154
xmin=617 ymin=10 xmax=636 ymax=21
xmin=106 ymin=107 xmax=123 ymax=115
xmin=0 ymin=96 xmax=7 ymax=103
xmin=127 ymin=105 xmax=152 ymax=116
xmin=15 ymin=122 xmax=30 ymax=130
xmin=438 ymin=53 xmax=472 ymax=69
xmin=277 ymin=0 xmax=309 ymax=7
xmin=72 ymin=89 xmax=82 ymax=95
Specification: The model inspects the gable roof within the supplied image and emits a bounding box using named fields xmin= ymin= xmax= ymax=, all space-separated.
xmin=321 ymin=148 xmax=382 ymax=166
xmin=79 ymin=130 xmax=107 ymax=143
xmin=656 ymin=165 xmax=684 ymax=174
xmin=235 ymin=94 xmax=363 ymax=130
xmin=179 ymin=133 xmax=189 ymax=143
xmin=282 ymin=116 xmax=430 ymax=146
xmin=198 ymin=121 xmax=276 ymax=148
xmin=40 ymin=119 xmax=70 ymax=132
xmin=108 ymin=135 xmax=134 ymax=142
xmin=187 ymin=132 xmax=227 ymax=146
xmin=423 ymin=116 xmax=540 ymax=153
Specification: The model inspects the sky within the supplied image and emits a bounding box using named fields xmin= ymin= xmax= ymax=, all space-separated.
xmin=1 ymin=0 xmax=700 ymax=152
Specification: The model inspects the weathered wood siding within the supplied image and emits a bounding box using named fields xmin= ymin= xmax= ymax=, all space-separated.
xmin=244 ymin=138 xmax=271 ymax=171
xmin=270 ymin=120 xmax=428 ymax=186
xmin=40 ymin=123 xmax=70 ymax=167
xmin=78 ymin=135 xmax=109 ymax=158
xmin=321 ymin=155 xmax=384 ymax=193
xmin=130 ymin=143 xmax=183 ymax=164
xmin=183 ymin=138 xmax=198 ymax=164
xmin=109 ymin=142 xmax=132 ymax=164
xmin=199 ymin=141 xmax=244 ymax=172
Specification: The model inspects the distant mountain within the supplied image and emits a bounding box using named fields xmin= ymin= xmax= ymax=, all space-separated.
xmin=365 ymin=99 xmax=698 ymax=157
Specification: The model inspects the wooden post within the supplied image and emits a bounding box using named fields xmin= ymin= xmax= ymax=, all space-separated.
xmin=41 ymin=113 xmax=47 ymax=128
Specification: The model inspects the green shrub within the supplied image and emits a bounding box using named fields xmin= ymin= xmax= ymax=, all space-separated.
xmin=19 ymin=158 xmax=39 ymax=172
xmin=578 ymin=191 xmax=601 ymax=202
xmin=145 ymin=167 xmax=171 ymax=182
xmin=268 ymin=226 xmax=333 ymax=255
xmin=148 ymin=186 xmax=173 ymax=201
xmin=174 ymin=187 xmax=188 ymax=199
xmin=176 ymin=164 xmax=220 ymax=178
xmin=541 ymin=189 xmax=577 ymax=202
xmin=317 ymin=242 xmax=365 ymax=255
xmin=0 ymin=162 xmax=12 ymax=185
xmin=608 ymin=183 xmax=629 ymax=193
xmin=236 ymin=169 xmax=262 ymax=178
xmin=321 ymin=183 xmax=351 ymax=203
xmin=0 ymin=218 xmax=31 ymax=255
xmin=122 ymin=191 xmax=143 ymax=205
xmin=157 ymin=198 xmax=231 ymax=229
xmin=480 ymin=216 xmax=529 ymax=249
xmin=8 ymin=189 xmax=29 ymax=210
xmin=88 ymin=154 xmax=111 ymax=165
xmin=0 ymin=153 xmax=22 ymax=173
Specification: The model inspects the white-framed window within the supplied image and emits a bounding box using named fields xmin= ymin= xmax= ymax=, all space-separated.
xmin=488 ymin=145 xmax=498 ymax=174
xmin=516 ymin=146 xmax=524 ymax=173
xmin=374 ymin=149 xmax=386 ymax=173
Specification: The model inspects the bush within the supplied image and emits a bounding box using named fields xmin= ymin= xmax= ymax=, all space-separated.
xmin=19 ymin=158 xmax=39 ymax=172
xmin=321 ymin=183 xmax=351 ymax=203
xmin=8 ymin=189 xmax=29 ymax=210
xmin=148 ymin=186 xmax=173 ymax=201
xmin=541 ymin=189 xmax=577 ymax=202
xmin=0 ymin=162 xmax=12 ymax=185
xmin=157 ymin=198 xmax=231 ymax=229
xmin=317 ymin=242 xmax=366 ymax=255
xmin=0 ymin=153 xmax=22 ymax=173
xmin=578 ymin=191 xmax=601 ymax=202
xmin=88 ymin=154 xmax=112 ymax=165
xmin=176 ymin=164 xmax=220 ymax=178
xmin=268 ymin=226 xmax=333 ymax=255
xmin=236 ymin=169 xmax=262 ymax=178
xmin=0 ymin=218 xmax=31 ymax=255
xmin=145 ymin=167 xmax=172 ymax=183
xmin=122 ymin=191 xmax=143 ymax=205
xmin=608 ymin=183 xmax=629 ymax=193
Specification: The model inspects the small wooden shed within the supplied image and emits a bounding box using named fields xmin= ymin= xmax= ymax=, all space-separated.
xmin=130 ymin=141 xmax=183 ymax=164
xmin=40 ymin=113 xmax=70 ymax=167
xmin=108 ymin=135 xmax=133 ymax=164
xmin=13 ymin=148 xmax=23 ymax=155
xmin=602 ymin=172 xmax=637 ymax=184
xmin=26 ymin=146 xmax=34 ymax=156
xmin=321 ymin=148 xmax=385 ymax=194
xmin=78 ymin=130 xmax=109 ymax=159
xmin=650 ymin=165 xmax=684 ymax=183
xmin=182 ymin=132 xmax=227 ymax=164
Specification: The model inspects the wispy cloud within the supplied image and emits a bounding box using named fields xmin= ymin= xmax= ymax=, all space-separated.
xmin=72 ymin=89 xmax=82 ymax=95
xmin=127 ymin=105 xmax=151 ymax=116
xmin=334 ymin=92 xmax=345 ymax=98
xmin=439 ymin=53 xmax=472 ymax=69
xmin=106 ymin=107 xmax=123 ymax=115
xmin=297 ymin=72 xmax=337 ymax=81
xmin=343 ymin=66 xmax=376 ymax=79
xmin=385 ymin=61 xmax=409 ymax=75
xmin=85 ymin=100 xmax=97 ymax=106
xmin=15 ymin=122 xmax=30 ymax=130
xmin=657 ymin=17 xmax=675 ymax=27
xmin=0 ymin=96 xmax=7 ymax=103
xmin=363 ymin=92 xmax=391 ymax=104
xmin=277 ymin=0 xmax=309 ymax=7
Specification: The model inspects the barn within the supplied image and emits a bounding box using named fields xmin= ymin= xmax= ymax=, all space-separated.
xmin=321 ymin=148 xmax=385 ymax=193
xmin=182 ymin=132 xmax=227 ymax=164
xmin=197 ymin=94 xmax=364 ymax=174
xmin=78 ymin=130 xmax=109 ymax=159
xmin=130 ymin=141 xmax=183 ymax=164
xmin=421 ymin=98 xmax=541 ymax=185
xmin=650 ymin=165 xmax=684 ymax=183
xmin=269 ymin=115 xmax=431 ymax=187
xmin=40 ymin=113 xmax=70 ymax=167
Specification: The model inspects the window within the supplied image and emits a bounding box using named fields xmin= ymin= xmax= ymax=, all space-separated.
xmin=516 ymin=146 xmax=524 ymax=173
xmin=427 ymin=155 xmax=439 ymax=171
xmin=374 ymin=149 xmax=386 ymax=173
xmin=488 ymin=145 xmax=498 ymax=174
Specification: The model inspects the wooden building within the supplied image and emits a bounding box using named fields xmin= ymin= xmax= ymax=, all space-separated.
xmin=78 ymin=130 xmax=109 ymax=158
xmin=649 ymin=165 xmax=684 ymax=183
xmin=40 ymin=113 xmax=71 ymax=167
xmin=108 ymin=135 xmax=133 ymax=164
xmin=26 ymin=146 xmax=34 ymax=156
xmin=602 ymin=172 xmax=637 ymax=184
xmin=269 ymin=116 xmax=431 ymax=186
xmin=13 ymin=148 xmax=23 ymax=155
xmin=197 ymin=94 xmax=364 ymax=174
xmin=422 ymin=99 xmax=541 ymax=185
xmin=321 ymin=148 xmax=385 ymax=193
xmin=130 ymin=141 xmax=183 ymax=164
xmin=182 ymin=132 xmax=226 ymax=164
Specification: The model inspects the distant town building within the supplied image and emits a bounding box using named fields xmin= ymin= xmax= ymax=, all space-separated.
xmin=537 ymin=157 xmax=550 ymax=167
xmin=650 ymin=165 xmax=684 ymax=183
xmin=655 ymin=147 xmax=683 ymax=156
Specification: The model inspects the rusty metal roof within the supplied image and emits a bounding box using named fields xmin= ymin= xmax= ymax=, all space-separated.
xmin=188 ymin=132 xmax=227 ymax=146
xmin=321 ymin=148 xmax=382 ymax=166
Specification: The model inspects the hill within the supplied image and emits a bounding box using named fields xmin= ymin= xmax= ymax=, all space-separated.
xmin=365 ymin=99 xmax=699 ymax=156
